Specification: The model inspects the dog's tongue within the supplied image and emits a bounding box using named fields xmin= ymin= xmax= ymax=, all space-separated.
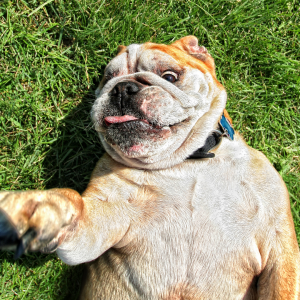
xmin=104 ymin=115 xmax=139 ymax=126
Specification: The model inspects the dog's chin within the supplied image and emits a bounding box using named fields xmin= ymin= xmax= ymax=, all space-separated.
xmin=104 ymin=120 xmax=172 ymax=158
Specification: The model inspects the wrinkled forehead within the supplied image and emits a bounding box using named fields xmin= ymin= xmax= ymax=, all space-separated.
xmin=105 ymin=42 xmax=212 ymax=76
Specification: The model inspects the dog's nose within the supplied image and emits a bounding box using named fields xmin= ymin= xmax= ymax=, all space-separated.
xmin=111 ymin=81 xmax=140 ymax=112
xmin=111 ymin=81 xmax=139 ymax=97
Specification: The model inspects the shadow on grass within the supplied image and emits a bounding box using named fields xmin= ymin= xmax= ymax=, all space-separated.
xmin=38 ymin=81 xmax=105 ymax=299
xmin=43 ymin=85 xmax=104 ymax=194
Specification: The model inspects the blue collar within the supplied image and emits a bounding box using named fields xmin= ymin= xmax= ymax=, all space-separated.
xmin=187 ymin=112 xmax=235 ymax=159
xmin=219 ymin=114 xmax=235 ymax=140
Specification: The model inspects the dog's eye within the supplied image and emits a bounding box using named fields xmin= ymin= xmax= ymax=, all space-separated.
xmin=162 ymin=71 xmax=178 ymax=83
xmin=105 ymin=74 xmax=113 ymax=82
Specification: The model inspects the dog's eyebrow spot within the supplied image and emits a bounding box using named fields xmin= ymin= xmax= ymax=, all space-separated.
xmin=143 ymin=43 xmax=207 ymax=72
xmin=136 ymin=53 xmax=183 ymax=79
xmin=104 ymin=73 xmax=113 ymax=81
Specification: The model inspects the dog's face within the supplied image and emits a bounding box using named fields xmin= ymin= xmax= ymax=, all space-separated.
xmin=91 ymin=36 xmax=227 ymax=169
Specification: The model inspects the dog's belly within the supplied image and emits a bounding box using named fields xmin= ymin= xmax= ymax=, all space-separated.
xmin=79 ymin=212 xmax=259 ymax=300
xmin=79 ymin=158 xmax=263 ymax=299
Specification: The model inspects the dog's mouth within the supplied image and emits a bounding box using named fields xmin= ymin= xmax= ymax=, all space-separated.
xmin=102 ymin=114 xmax=174 ymax=156
xmin=104 ymin=115 xmax=163 ymax=130
xmin=105 ymin=115 xmax=146 ymax=126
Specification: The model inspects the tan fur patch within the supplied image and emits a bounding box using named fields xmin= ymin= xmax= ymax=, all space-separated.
xmin=51 ymin=188 xmax=84 ymax=213
xmin=117 ymin=45 xmax=127 ymax=56
xmin=143 ymin=42 xmax=221 ymax=87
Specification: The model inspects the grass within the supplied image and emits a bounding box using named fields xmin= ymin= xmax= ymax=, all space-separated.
xmin=0 ymin=0 xmax=299 ymax=298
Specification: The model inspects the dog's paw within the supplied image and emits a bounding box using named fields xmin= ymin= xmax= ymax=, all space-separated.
xmin=0 ymin=191 xmax=76 ymax=258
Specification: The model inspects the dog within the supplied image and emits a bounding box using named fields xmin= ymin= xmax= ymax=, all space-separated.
xmin=0 ymin=36 xmax=299 ymax=299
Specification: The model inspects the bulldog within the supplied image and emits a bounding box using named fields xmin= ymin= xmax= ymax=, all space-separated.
xmin=0 ymin=36 xmax=299 ymax=300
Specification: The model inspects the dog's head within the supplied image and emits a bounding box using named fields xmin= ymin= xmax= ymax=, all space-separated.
xmin=91 ymin=36 xmax=228 ymax=169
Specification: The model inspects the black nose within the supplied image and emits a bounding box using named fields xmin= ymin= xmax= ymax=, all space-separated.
xmin=111 ymin=81 xmax=139 ymax=97
xmin=111 ymin=81 xmax=140 ymax=112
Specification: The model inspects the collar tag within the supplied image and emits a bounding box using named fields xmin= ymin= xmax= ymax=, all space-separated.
xmin=220 ymin=114 xmax=235 ymax=140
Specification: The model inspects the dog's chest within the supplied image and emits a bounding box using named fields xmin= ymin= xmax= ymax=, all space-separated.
xmin=123 ymin=159 xmax=262 ymax=247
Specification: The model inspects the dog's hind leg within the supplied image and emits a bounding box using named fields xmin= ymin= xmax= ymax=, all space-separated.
xmin=256 ymin=209 xmax=300 ymax=299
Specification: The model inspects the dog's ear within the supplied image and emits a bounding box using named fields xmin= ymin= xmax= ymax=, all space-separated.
xmin=171 ymin=36 xmax=216 ymax=77
xmin=117 ymin=45 xmax=127 ymax=55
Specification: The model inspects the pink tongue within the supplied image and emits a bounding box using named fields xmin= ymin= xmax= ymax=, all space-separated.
xmin=104 ymin=115 xmax=138 ymax=126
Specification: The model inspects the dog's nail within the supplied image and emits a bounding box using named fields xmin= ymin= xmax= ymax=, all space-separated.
xmin=14 ymin=229 xmax=37 ymax=259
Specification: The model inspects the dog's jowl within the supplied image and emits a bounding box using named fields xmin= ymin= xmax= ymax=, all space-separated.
xmin=0 ymin=36 xmax=299 ymax=299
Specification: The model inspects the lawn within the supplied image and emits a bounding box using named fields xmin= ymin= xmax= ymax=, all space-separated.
xmin=0 ymin=0 xmax=299 ymax=298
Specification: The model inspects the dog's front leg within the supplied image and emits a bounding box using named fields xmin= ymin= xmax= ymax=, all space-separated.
xmin=56 ymin=188 xmax=131 ymax=265
xmin=0 ymin=188 xmax=131 ymax=264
